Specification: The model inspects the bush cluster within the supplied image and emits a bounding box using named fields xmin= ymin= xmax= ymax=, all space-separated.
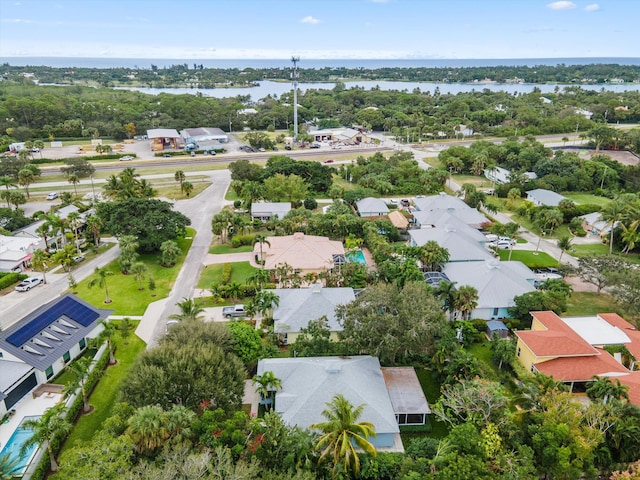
xmin=230 ymin=235 xmax=255 ymax=248
xmin=0 ymin=272 xmax=27 ymax=289
xmin=220 ymin=263 xmax=232 ymax=285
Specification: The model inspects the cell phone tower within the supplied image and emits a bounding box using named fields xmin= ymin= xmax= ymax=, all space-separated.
xmin=291 ymin=56 xmax=300 ymax=141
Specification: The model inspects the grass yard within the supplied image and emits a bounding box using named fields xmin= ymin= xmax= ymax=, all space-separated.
xmin=564 ymin=291 xmax=622 ymax=316
xmin=198 ymin=261 xmax=257 ymax=289
xmin=452 ymin=175 xmax=493 ymax=189
xmin=571 ymin=243 xmax=610 ymax=257
xmin=72 ymin=229 xmax=194 ymax=315
xmin=209 ymin=244 xmax=254 ymax=254
xmin=153 ymin=180 xmax=211 ymax=200
xmin=497 ymin=249 xmax=558 ymax=268
xmin=563 ymin=193 xmax=612 ymax=207
xmin=415 ymin=368 xmax=449 ymax=439
xmin=59 ymin=327 xmax=146 ymax=455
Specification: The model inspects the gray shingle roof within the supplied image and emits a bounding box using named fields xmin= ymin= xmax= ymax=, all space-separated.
xmin=251 ymin=202 xmax=292 ymax=219
xmin=356 ymin=197 xmax=389 ymax=216
xmin=272 ymin=285 xmax=355 ymax=334
xmin=409 ymin=227 xmax=494 ymax=262
xmin=526 ymin=189 xmax=567 ymax=207
xmin=257 ymin=356 xmax=399 ymax=435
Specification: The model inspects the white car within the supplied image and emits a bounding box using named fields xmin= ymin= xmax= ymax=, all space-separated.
xmin=535 ymin=272 xmax=563 ymax=282
xmin=46 ymin=192 xmax=58 ymax=200
xmin=15 ymin=277 xmax=43 ymax=291
xmin=119 ymin=155 xmax=134 ymax=161
xmin=496 ymin=240 xmax=512 ymax=249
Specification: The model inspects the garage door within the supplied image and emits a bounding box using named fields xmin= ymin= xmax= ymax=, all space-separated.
xmin=4 ymin=372 xmax=37 ymax=410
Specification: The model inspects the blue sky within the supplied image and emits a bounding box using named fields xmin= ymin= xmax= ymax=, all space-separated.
xmin=0 ymin=0 xmax=638 ymax=59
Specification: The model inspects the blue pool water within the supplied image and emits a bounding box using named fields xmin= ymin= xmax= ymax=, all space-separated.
xmin=346 ymin=250 xmax=366 ymax=264
xmin=0 ymin=416 xmax=39 ymax=476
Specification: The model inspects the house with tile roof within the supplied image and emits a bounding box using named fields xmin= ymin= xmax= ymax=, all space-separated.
xmin=0 ymin=294 xmax=111 ymax=416
xmin=515 ymin=311 xmax=640 ymax=405
xmin=257 ymin=356 xmax=429 ymax=452
xmin=254 ymin=232 xmax=345 ymax=274
xmin=271 ymin=284 xmax=355 ymax=344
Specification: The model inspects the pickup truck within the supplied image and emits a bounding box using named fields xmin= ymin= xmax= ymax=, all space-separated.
xmin=222 ymin=305 xmax=246 ymax=318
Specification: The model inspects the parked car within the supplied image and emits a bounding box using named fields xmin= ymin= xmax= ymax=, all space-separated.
xmin=484 ymin=234 xmax=499 ymax=242
xmin=535 ymin=272 xmax=563 ymax=281
xmin=324 ymin=159 xmax=334 ymax=163
xmin=190 ymin=151 xmax=196 ymax=157
xmin=119 ymin=155 xmax=134 ymax=161
xmin=163 ymin=153 xmax=172 ymax=158
xmin=496 ymin=240 xmax=512 ymax=249
xmin=46 ymin=192 xmax=58 ymax=200
xmin=400 ymin=199 xmax=410 ymax=207
xmin=272 ymin=146 xmax=279 ymax=151
xmin=310 ymin=143 xmax=321 ymax=149
xmin=499 ymin=236 xmax=516 ymax=245
xmin=72 ymin=255 xmax=85 ymax=264
xmin=222 ymin=304 xmax=246 ymax=318
xmin=15 ymin=277 xmax=43 ymax=291
xmin=284 ymin=145 xmax=292 ymax=150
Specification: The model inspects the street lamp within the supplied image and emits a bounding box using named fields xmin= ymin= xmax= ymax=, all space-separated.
xmin=90 ymin=175 xmax=96 ymax=205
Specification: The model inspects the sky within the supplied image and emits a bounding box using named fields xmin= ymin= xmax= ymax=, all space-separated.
xmin=0 ymin=0 xmax=638 ymax=60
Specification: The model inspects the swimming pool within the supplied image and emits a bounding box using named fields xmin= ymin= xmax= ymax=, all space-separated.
xmin=346 ymin=250 xmax=366 ymax=264
xmin=0 ymin=416 xmax=39 ymax=476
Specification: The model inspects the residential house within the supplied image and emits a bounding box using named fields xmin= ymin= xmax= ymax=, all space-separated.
xmin=0 ymin=235 xmax=43 ymax=272
xmin=409 ymin=224 xmax=494 ymax=263
xmin=580 ymin=212 xmax=615 ymax=237
xmin=257 ymin=356 xmax=430 ymax=451
xmin=412 ymin=193 xmax=488 ymax=229
xmin=355 ymin=197 xmax=389 ymax=218
xmin=526 ymin=189 xmax=567 ymax=207
xmin=255 ymin=232 xmax=345 ymax=274
xmin=442 ymin=260 xmax=536 ymax=319
xmin=271 ymin=284 xmax=355 ymax=344
xmin=514 ymin=311 xmax=640 ymax=405
xmin=251 ymin=202 xmax=292 ymax=223
xmin=387 ymin=210 xmax=409 ymax=232
xmin=13 ymin=205 xmax=85 ymax=251
xmin=0 ymin=294 xmax=111 ymax=416
xmin=484 ymin=166 xmax=537 ymax=185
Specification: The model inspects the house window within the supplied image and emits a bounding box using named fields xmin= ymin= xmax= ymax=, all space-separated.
xmin=517 ymin=347 xmax=521 ymax=357
xmin=492 ymin=308 xmax=499 ymax=316
xmin=63 ymin=351 xmax=71 ymax=363
xmin=79 ymin=338 xmax=86 ymax=350
xmin=530 ymin=364 xmax=535 ymax=372
xmin=45 ymin=366 xmax=54 ymax=379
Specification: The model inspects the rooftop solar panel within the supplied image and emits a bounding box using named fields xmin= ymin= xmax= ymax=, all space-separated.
xmin=6 ymin=296 xmax=101 ymax=347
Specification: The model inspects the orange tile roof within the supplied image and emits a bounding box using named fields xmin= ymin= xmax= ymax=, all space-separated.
xmin=598 ymin=313 xmax=640 ymax=360
xmin=515 ymin=311 xmax=599 ymax=357
xmin=535 ymin=348 xmax=629 ymax=381
xmin=617 ymin=373 xmax=640 ymax=406
xmin=387 ymin=210 xmax=409 ymax=229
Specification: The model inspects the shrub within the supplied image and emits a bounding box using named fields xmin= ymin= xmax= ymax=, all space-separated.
xmin=231 ymin=234 xmax=255 ymax=248
xmin=0 ymin=272 xmax=28 ymax=289
xmin=220 ymin=263 xmax=232 ymax=285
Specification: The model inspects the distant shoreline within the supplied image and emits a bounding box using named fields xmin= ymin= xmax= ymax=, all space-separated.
xmin=3 ymin=56 xmax=640 ymax=69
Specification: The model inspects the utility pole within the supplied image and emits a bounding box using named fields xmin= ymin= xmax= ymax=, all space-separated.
xmin=291 ymin=56 xmax=300 ymax=142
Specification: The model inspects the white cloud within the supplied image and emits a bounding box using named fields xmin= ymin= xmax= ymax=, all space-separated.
xmin=547 ymin=1 xmax=577 ymax=10
xmin=300 ymin=15 xmax=321 ymax=25
xmin=584 ymin=4 xmax=600 ymax=12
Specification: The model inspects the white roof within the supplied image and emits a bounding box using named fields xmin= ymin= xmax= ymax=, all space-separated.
xmin=147 ymin=128 xmax=180 ymax=139
xmin=257 ymin=356 xmax=399 ymax=435
xmin=413 ymin=192 xmax=469 ymax=212
xmin=526 ymin=189 xmax=566 ymax=207
xmin=251 ymin=202 xmax=292 ymax=218
xmin=356 ymin=197 xmax=389 ymax=216
xmin=443 ymin=260 xmax=536 ymax=309
xmin=409 ymin=227 xmax=494 ymax=263
xmin=0 ymin=360 xmax=33 ymax=395
xmin=412 ymin=212 xmax=488 ymax=239
xmin=561 ymin=316 xmax=632 ymax=346
xmin=272 ymin=285 xmax=355 ymax=334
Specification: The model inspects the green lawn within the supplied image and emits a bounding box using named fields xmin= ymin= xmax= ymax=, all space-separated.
xmin=452 ymin=175 xmax=493 ymax=189
xmin=72 ymin=229 xmax=194 ymax=315
xmin=415 ymin=369 xmax=448 ymax=439
xmin=209 ymin=244 xmax=254 ymax=254
xmin=50 ymin=349 xmax=97 ymax=386
xmin=564 ymin=292 xmax=622 ymax=316
xmin=497 ymin=250 xmax=558 ymax=268
xmin=198 ymin=261 xmax=257 ymax=289
xmin=563 ymin=193 xmax=612 ymax=207
xmin=571 ymin=243 xmax=610 ymax=257
xmin=59 ymin=326 xmax=145 ymax=455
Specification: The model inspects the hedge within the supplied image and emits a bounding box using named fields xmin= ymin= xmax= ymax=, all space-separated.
xmin=29 ymin=345 xmax=111 ymax=480
xmin=0 ymin=272 xmax=27 ymax=289
xmin=231 ymin=235 xmax=255 ymax=248
xmin=221 ymin=263 xmax=233 ymax=285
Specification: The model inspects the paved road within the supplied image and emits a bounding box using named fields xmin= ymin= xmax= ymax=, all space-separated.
xmin=145 ymin=169 xmax=231 ymax=348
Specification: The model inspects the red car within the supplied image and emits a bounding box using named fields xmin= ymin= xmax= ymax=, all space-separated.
xmin=324 ymin=159 xmax=334 ymax=163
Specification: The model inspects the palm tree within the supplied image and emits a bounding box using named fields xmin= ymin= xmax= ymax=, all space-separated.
xmin=67 ymin=174 xmax=80 ymax=197
xmin=96 ymin=320 xmax=117 ymax=365
xmin=601 ymin=200 xmax=626 ymax=255
xmin=36 ymin=223 xmax=52 ymax=252
xmin=252 ymin=371 xmax=283 ymax=411
xmin=169 ymin=297 xmax=204 ymax=321
xmin=453 ymin=285 xmax=479 ymax=320
xmin=17 ymin=168 xmax=35 ymax=198
xmin=557 ymin=235 xmax=573 ymax=263
xmin=88 ymin=266 xmax=113 ymax=303
xmin=310 ymin=394 xmax=377 ymax=479
xmin=118 ymin=235 xmax=139 ymax=274
xmin=31 ymin=249 xmax=49 ymax=284
xmin=586 ymin=376 xmax=629 ymax=404
xmin=420 ymin=240 xmax=450 ymax=271
xmin=130 ymin=262 xmax=148 ymax=290
xmin=86 ymin=214 xmax=102 ymax=248
xmin=160 ymin=239 xmax=181 ymax=267
xmin=0 ymin=452 xmax=21 ymax=479
xmin=20 ymin=404 xmax=72 ymax=472
xmin=0 ymin=176 xmax=16 ymax=208
xmin=66 ymin=211 xmax=81 ymax=250
xmin=118 ymin=318 xmax=136 ymax=344
xmin=434 ymin=281 xmax=458 ymax=320
xmin=64 ymin=356 xmax=92 ymax=413
xmin=254 ymin=290 xmax=280 ymax=318
xmin=254 ymin=234 xmax=271 ymax=266
xmin=247 ymin=268 xmax=271 ymax=289
xmin=182 ymin=181 xmax=194 ymax=197
xmin=126 ymin=405 xmax=169 ymax=456
xmin=174 ymin=170 xmax=186 ymax=193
